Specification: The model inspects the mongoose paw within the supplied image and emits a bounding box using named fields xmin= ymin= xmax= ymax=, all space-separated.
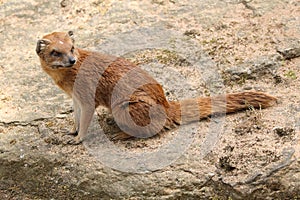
xmin=111 ymin=131 xmax=134 ymax=141
xmin=64 ymin=135 xmax=82 ymax=145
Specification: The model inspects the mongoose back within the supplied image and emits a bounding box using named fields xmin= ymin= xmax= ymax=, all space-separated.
xmin=36 ymin=31 xmax=277 ymax=144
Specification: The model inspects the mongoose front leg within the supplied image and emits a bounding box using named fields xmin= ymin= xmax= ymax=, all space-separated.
xmin=69 ymin=98 xmax=81 ymax=135
xmin=64 ymin=98 xmax=81 ymax=136
xmin=70 ymin=105 xmax=95 ymax=144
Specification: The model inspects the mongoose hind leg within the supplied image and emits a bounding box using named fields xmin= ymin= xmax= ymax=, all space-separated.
xmin=111 ymin=131 xmax=134 ymax=141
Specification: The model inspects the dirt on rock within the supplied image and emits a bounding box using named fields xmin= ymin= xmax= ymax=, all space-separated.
xmin=0 ymin=0 xmax=300 ymax=199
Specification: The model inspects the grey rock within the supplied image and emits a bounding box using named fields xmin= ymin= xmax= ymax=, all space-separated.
xmin=277 ymin=38 xmax=300 ymax=60
xmin=224 ymin=54 xmax=282 ymax=81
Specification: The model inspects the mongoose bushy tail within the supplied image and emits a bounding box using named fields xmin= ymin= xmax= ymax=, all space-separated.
xmin=167 ymin=91 xmax=277 ymax=126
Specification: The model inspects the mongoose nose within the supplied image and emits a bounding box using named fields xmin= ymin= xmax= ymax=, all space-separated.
xmin=69 ymin=57 xmax=76 ymax=65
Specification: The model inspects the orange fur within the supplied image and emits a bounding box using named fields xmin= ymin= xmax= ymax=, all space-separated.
xmin=36 ymin=32 xmax=277 ymax=143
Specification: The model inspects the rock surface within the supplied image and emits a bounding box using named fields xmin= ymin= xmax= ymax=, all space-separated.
xmin=0 ymin=0 xmax=299 ymax=199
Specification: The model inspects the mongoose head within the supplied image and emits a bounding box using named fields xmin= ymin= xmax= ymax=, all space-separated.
xmin=36 ymin=31 xmax=78 ymax=69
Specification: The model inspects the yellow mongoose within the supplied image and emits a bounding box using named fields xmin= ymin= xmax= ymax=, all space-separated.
xmin=36 ymin=31 xmax=277 ymax=144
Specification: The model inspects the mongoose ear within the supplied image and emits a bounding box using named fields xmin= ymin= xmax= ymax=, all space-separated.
xmin=36 ymin=39 xmax=51 ymax=55
xmin=68 ymin=31 xmax=75 ymax=42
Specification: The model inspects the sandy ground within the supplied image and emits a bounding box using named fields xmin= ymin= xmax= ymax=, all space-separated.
xmin=0 ymin=0 xmax=299 ymax=199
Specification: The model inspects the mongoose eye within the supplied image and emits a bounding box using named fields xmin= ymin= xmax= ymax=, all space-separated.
xmin=51 ymin=50 xmax=62 ymax=57
xmin=71 ymin=46 xmax=74 ymax=53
